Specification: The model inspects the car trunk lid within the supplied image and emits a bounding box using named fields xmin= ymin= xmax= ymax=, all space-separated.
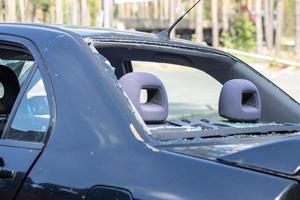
xmin=158 ymin=133 xmax=300 ymax=181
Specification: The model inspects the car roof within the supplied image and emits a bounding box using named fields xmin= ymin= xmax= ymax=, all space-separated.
xmin=62 ymin=25 xmax=231 ymax=56
xmin=0 ymin=23 xmax=231 ymax=58
xmin=60 ymin=25 xmax=155 ymax=38
xmin=58 ymin=25 xmax=215 ymax=50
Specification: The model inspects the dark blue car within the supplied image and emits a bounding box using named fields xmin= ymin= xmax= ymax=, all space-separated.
xmin=0 ymin=24 xmax=299 ymax=200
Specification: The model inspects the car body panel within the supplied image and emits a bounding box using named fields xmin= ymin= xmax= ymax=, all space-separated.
xmin=219 ymin=136 xmax=300 ymax=177
xmin=0 ymin=32 xmax=47 ymax=200
xmin=0 ymin=24 xmax=298 ymax=199
xmin=0 ymin=145 xmax=40 ymax=200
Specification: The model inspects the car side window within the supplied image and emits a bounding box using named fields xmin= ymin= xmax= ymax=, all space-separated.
xmin=4 ymin=69 xmax=50 ymax=143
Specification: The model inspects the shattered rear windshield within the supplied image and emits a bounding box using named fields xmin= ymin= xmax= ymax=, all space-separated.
xmin=87 ymin=39 xmax=300 ymax=147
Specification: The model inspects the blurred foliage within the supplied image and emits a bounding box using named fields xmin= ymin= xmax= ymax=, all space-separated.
xmin=32 ymin=0 xmax=50 ymax=22
xmin=284 ymin=0 xmax=295 ymax=37
xmin=32 ymin=0 xmax=49 ymax=12
xmin=203 ymin=0 xmax=211 ymax=20
xmin=221 ymin=12 xmax=256 ymax=51
xmin=63 ymin=0 xmax=68 ymax=24
xmin=89 ymin=0 xmax=97 ymax=26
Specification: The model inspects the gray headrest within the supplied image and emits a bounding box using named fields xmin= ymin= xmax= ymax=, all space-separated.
xmin=0 ymin=65 xmax=20 ymax=114
xmin=119 ymin=72 xmax=168 ymax=123
xmin=219 ymin=79 xmax=261 ymax=122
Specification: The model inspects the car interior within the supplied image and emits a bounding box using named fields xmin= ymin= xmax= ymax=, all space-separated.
xmin=0 ymin=43 xmax=35 ymax=136
xmin=95 ymin=42 xmax=300 ymax=139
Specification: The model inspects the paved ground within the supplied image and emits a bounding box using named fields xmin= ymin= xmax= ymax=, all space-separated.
xmin=259 ymin=67 xmax=300 ymax=102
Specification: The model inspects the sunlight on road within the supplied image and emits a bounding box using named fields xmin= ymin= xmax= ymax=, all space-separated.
xmin=248 ymin=63 xmax=300 ymax=103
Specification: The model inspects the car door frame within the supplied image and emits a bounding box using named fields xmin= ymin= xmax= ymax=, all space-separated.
xmin=0 ymin=33 xmax=55 ymax=200
xmin=0 ymin=33 xmax=55 ymax=148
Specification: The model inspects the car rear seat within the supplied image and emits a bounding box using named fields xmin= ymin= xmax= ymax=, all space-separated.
xmin=120 ymin=73 xmax=261 ymax=129
xmin=119 ymin=72 xmax=168 ymax=124
xmin=219 ymin=79 xmax=261 ymax=122
xmin=169 ymin=79 xmax=262 ymax=128
xmin=0 ymin=65 xmax=20 ymax=133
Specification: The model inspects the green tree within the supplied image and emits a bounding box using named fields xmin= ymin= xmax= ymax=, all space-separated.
xmin=221 ymin=11 xmax=256 ymax=51
xmin=32 ymin=0 xmax=49 ymax=12
xmin=89 ymin=0 xmax=96 ymax=26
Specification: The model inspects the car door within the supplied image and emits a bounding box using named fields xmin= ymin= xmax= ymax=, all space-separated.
xmin=0 ymin=35 xmax=53 ymax=200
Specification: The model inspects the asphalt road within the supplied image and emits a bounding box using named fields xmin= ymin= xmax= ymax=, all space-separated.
xmin=253 ymin=65 xmax=300 ymax=103
xmin=270 ymin=71 xmax=300 ymax=102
